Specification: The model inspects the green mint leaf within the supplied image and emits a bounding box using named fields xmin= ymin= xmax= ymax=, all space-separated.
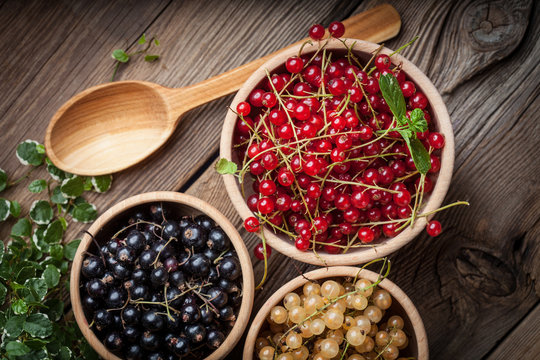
xmin=11 ymin=298 xmax=29 ymax=314
xmin=379 ymin=74 xmax=406 ymax=123
xmin=404 ymin=137 xmax=431 ymax=174
xmin=138 ymin=33 xmax=147 ymax=44
xmin=71 ymin=202 xmax=97 ymax=223
xmin=0 ymin=282 xmax=7 ymax=305
xmin=216 ymin=158 xmax=238 ymax=175
xmin=17 ymin=266 xmax=36 ymax=283
xmin=6 ymin=340 xmax=31 ymax=356
xmin=24 ymin=278 xmax=48 ymax=302
xmin=10 ymin=200 xmax=22 ymax=217
xmin=112 ymin=49 xmax=130 ymax=63
xmin=43 ymin=264 xmax=60 ymax=288
xmin=16 ymin=140 xmax=45 ymax=166
xmin=29 ymin=200 xmax=53 ymax=225
xmin=0 ymin=198 xmax=10 ymax=221
xmin=23 ymin=313 xmax=53 ymax=338
xmin=144 ymin=54 xmax=160 ymax=62
xmin=50 ymin=244 xmax=64 ymax=261
xmin=11 ymin=218 xmax=32 ymax=237
xmin=45 ymin=219 xmax=64 ymax=243
xmin=43 ymin=298 xmax=64 ymax=321
xmin=36 ymin=144 xmax=45 ymax=154
xmin=0 ymin=168 xmax=7 ymax=192
xmin=60 ymin=176 xmax=84 ymax=198
xmin=58 ymin=346 xmax=72 ymax=360
xmin=154 ymin=37 xmax=160 ymax=46
xmin=407 ymin=108 xmax=428 ymax=133
xmin=46 ymin=160 xmax=68 ymax=181
xmin=82 ymin=177 xmax=93 ymax=191
xmin=51 ymin=186 xmax=68 ymax=205
xmin=91 ymin=174 xmax=113 ymax=193
xmin=64 ymin=239 xmax=81 ymax=261
xmin=5 ymin=314 xmax=27 ymax=337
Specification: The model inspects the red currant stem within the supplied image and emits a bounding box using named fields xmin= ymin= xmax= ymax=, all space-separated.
xmin=410 ymin=174 xmax=425 ymax=227
xmin=256 ymin=213 xmax=295 ymax=238
xmin=335 ymin=93 xmax=351 ymax=116
xmin=338 ymin=38 xmax=363 ymax=68
xmin=395 ymin=218 xmax=412 ymax=233
xmin=255 ymin=230 xmax=269 ymax=290
xmin=417 ymin=201 xmax=470 ymax=218
xmin=355 ymin=218 xmax=409 ymax=227
xmin=343 ymin=232 xmax=360 ymax=253
xmin=394 ymin=171 xmax=419 ymax=183
xmin=312 ymin=176 xmax=399 ymax=193
xmin=362 ymin=44 xmax=384 ymax=73
xmin=281 ymin=93 xmax=333 ymax=99
xmin=339 ymin=341 xmax=351 ymax=360
xmin=297 ymin=39 xmax=314 ymax=57
xmin=310 ymin=240 xmax=374 ymax=250
xmin=279 ymin=257 xmax=391 ymax=343
xmin=389 ymin=35 xmax=419 ymax=57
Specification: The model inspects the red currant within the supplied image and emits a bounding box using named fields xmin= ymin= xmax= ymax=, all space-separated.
xmin=286 ymin=56 xmax=304 ymax=73
xmin=236 ymin=101 xmax=251 ymax=116
xmin=358 ymin=227 xmax=375 ymax=243
xmin=244 ymin=216 xmax=260 ymax=232
xmin=374 ymin=54 xmax=391 ymax=70
xmin=328 ymin=21 xmax=345 ymax=37
xmin=254 ymin=242 xmax=271 ymax=260
xmin=309 ymin=23 xmax=325 ymax=40
xmin=426 ymin=220 xmax=442 ymax=236
xmin=428 ymin=132 xmax=445 ymax=149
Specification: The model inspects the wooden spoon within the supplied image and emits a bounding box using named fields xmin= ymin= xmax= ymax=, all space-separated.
xmin=45 ymin=4 xmax=400 ymax=175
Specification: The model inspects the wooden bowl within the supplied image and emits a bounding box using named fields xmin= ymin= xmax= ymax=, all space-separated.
xmin=220 ymin=38 xmax=454 ymax=266
xmin=70 ymin=191 xmax=255 ymax=360
xmin=243 ymin=266 xmax=428 ymax=359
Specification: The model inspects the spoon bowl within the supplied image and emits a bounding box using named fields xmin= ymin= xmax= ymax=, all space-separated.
xmin=44 ymin=4 xmax=401 ymax=175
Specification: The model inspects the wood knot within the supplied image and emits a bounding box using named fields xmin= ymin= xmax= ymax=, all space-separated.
xmin=464 ymin=0 xmax=531 ymax=51
xmin=455 ymin=247 xmax=516 ymax=297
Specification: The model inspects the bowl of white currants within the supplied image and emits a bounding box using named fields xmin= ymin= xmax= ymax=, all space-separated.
xmin=243 ymin=266 xmax=428 ymax=360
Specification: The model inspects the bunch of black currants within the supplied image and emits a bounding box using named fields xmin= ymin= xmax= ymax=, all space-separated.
xmin=80 ymin=203 xmax=243 ymax=360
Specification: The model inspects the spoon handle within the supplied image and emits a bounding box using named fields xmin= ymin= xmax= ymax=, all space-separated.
xmin=166 ymin=4 xmax=401 ymax=117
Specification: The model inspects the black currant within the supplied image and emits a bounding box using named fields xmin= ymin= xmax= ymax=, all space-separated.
xmin=147 ymin=352 xmax=166 ymax=360
xmin=207 ymin=287 xmax=228 ymax=308
xmin=180 ymin=303 xmax=201 ymax=324
xmin=151 ymin=240 xmax=175 ymax=260
xmin=207 ymin=227 xmax=230 ymax=251
xmin=150 ymin=267 xmax=168 ymax=287
xmin=126 ymin=344 xmax=144 ymax=360
xmin=166 ymin=313 xmax=183 ymax=331
xmin=168 ymin=335 xmax=190 ymax=357
xmin=139 ymin=249 xmax=157 ymax=269
xmin=200 ymin=307 xmax=215 ymax=325
xmin=128 ymin=210 xmax=148 ymax=225
xmin=219 ymin=257 xmax=241 ymax=281
xmin=122 ymin=325 xmax=140 ymax=343
xmin=203 ymin=247 xmax=220 ymax=262
xmin=184 ymin=323 xmax=207 ymax=344
xmin=194 ymin=214 xmax=215 ymax=231
xmin=101 ymin=271 xmax=116 ymax=286
xmin=140 ymin=330 xmax=160 ymax=351
xmin=112 ymin=263 xmax=131 ymax=280
xmin=116 ymin=246 xmax=136 ymax=263
xmin=94 ymin=308 xmax=113 ymax=330
xmin=229 ymin=291 xmax=242 ymax=307
xmin=162 ymin=220 xmax=181 ymax=240
xmin=126 ymin=230 xmax=146 ymax=253
xmin=186 ymin=253 xmax=210 ymax=277
xmin=107 ymin=239 xmax=121 ymax=255
xmin=169 ymin=271 xmax=185 ymax=289
xmin=218 ymin=305 xmax=236 ymax=321
xmin=106 ymin=288 xmax=126 ymax=308
xmin=182 ymin=294 xmax=197 ymax=307
xmin=82 ymin=294 xmax=101 ymax=313
xmin=141 ymin=311 xmax=165 ymax=332
xmin=81 ymin=256 xmax=104 ymax=278
xmin=131 ymin=268 xmax=148 ymax=284
xmin=181 ymin=223 xmax=206 ymax=250
xmin=150 ymin=203 xmax=169 ymax=221
xmin=207 ymin=329 xmax=226 ymax=349
xmin=131 ymin=284 xmax=150 ymax=301
xmin=104 ymin=331 xmax=123 ymax=351
xmin=86 ymin=278 xmax=107 ymax=298
xmin=218 ymin=278 xmax=240 ymax=294
xmin=208 ymin=266 xmax=219 ymax=283
xmin=122 ymin=306 xmax=141 ymax=326
xmin=165 ymin=286 xmax=183 ymax=308
xmin=163 ymin=257 xmax=178 ymax=273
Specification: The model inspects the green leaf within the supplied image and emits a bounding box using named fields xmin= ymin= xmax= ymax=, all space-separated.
xmin=71 ymin=202 xmax=97 ymax=223
xmin=58 ymin=217 xmax=67 ymax=230
xmin=82 ymin=177 xmax=93 ymax=191
xmin=24 ymin=313 xmax=53 ymax=338
xmin=50 ymin=244 xmax=64 ymax=261
xmin=16 ymin=140 xmax=45 ymax=166
xmin=6 ymin=341 xmax=31 ymax=356
xmin=379 ymin=74 xmax=406 ymax=123
xmin=0 ymin=198 xmax=10 ymax=221
xmin=43 ymin=299 xmax=64 ymax=322
xmin=10 ymin=200 xmax=22 ymax=217
xmin=29 ymin=200 xmax=53 ymax=225
xmin=5 ymin=314 xmax=26 ymax=337
xmin=46 ymin=161 xmax=68 ymax=181
xmin=111 ymin=49 xmax=130 ymax=63
xmin=91 ymin=175 xmax=113 ymax=193
xmin=153 ymin=37 xmax=160 ymax=46
xmin=18 ymin=349 xmax=49 ymax=360
xmin=43 ymin=265 xmax=60 ymax=288
xmin=60 ymin=177 xmax=84 ymax=198
xmin=58 ymin=346 xmax=72 ymax=360
xmin=11 ymin=299 xmax=29 ymax=314
xmin=24 ymin=278 xmax=48 ymax=301
xmin=0 ymin=168 xmax=7 ymax=192
xmin=404 ymin=137 xmax=431 ymax=175
xmin=407 ymin=108 xmax=428 ymax=133
xmin=43 ymin=220 xmax=64 ymax=244
xmin=215 ymin=158 xmax=238 ymax=175
xmin=17 ymin=266 xmax=36 ymax=282
xmin=144 ymin=54 xmax=160 ymax=62
xmin=28 ymin=179 xmax=47 ymax=193
xmin=0 ymin=282 xmax=7 ymax=305
xmin=50 ymin=186 xmax=68 ymax=205
xmin=63 ymin=239 xmax=80 ymax=260
xmin=11 ymin=218 xmax=32 ymax=237
xmin=138 ymin=33 xmax=147 ymax=44
xmin=36 ymin=144 xmax=45 ymax=154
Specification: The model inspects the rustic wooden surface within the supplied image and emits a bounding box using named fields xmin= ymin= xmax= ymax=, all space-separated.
xmin=0 ymin=0 xmax=538 ymax=359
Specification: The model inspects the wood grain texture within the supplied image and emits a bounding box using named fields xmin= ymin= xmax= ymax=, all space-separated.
xmin=0 ymin=0 xmax=538 ymax=359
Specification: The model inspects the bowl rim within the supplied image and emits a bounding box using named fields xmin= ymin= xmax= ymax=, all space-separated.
xmin=70 ymin=191 xmax=255 ymax=360
xmin=242 ymin=266 xmax=429 ymax=359
xmin=220 ymin=38 xmax=454 ymax=266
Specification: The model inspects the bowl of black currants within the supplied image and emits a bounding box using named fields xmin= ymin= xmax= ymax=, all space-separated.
xmin=70 ymin=191 xmax=255 ymax=360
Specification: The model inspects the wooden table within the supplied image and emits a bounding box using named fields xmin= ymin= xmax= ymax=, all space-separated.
xmin=0 ymin=0 xmax=538 ymax=359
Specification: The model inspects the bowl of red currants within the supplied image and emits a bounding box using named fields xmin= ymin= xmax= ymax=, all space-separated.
xmin=220 ymin=35 xmax=454 ymax=266
xmin=243 ymin=265 xmax=428 ymax=360
xmin=70 ymin=191 xmax=255 ymax=360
